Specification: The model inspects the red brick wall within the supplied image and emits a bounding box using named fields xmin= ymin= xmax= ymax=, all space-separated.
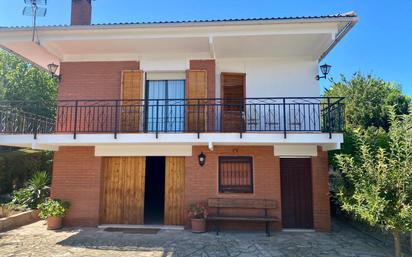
xmin=58 ymin=61 xmax=139 ymax=100
xmin=185 ymin=145 xmax=331 ymax=232
xmin=51 ymin=146 xmax=103 ymax=226
xmin=311 ymin=147 xmax=331 ymax=231
xmin=185 ymin=146 xmax=282 ymax=231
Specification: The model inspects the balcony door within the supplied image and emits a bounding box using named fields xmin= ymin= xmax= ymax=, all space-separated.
xmin=146 ymin=80 xmax=185 ymax=132
xmin=221 ymin=73 xmax=245 ymax=132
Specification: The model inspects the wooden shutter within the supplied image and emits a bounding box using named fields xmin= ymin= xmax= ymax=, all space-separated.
xmin=164 ymin=157 xmax=185 ymax=225
xmin=121 ymin=70 xmax=143 ymax=132
xmin=186 ymin=70 xmax=207 ymax=132
xmin=102 ymin=157 xmax=146 ymax=224
xmin=221 ymin=73 xmax=245 ymax=132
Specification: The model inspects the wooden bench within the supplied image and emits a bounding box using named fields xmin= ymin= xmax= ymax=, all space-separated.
xmin=206 ymin=198 xmax=278 ymax=236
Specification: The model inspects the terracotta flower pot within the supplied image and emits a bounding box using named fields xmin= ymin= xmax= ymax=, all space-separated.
xmin=191 ymin=218 xmax=206 ymax=233
xmin=47 ymin=216 xmax=63 ymax=230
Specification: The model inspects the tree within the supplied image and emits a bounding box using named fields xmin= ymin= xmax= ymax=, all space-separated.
xmin=335 ymin=107 xmax=412 ymax=257
xmin=325 ymin=73 xmax=410 ymax=131
xmin=0 ymin=49 xmax=57 ymax=117
xmin=326 ymin=73 xmax=410 ymax=167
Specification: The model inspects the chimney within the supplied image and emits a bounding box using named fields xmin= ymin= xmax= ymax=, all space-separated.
xmin=71 ymin=0 xmax=92 ymax=25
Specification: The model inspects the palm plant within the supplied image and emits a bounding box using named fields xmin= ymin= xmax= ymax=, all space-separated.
xmin=11 ymin=171 xmax=50 ymax=209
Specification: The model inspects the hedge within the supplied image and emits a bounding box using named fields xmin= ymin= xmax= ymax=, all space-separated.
xmin=0 ymin=149 xmax=53 ymax=194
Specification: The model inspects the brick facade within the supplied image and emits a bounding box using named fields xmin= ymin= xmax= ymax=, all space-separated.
xmin=51 ymin=145 xmax=331 ymax=230
xmin=58 ymin=61 xmax=139 ymax=100
xmin=311 ymin=147 xmax=331 ymax=231
xmin=52 ymin=59 xmax=331 ymax=231
xmin=185 ymin=146 xmax=283 ymax=231
xmin=185 ymin=145 xmax=331 ymax=232
xmin=51 ymin=147 xmax=103 ymax=226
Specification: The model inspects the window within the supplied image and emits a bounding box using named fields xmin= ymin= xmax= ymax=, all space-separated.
xmin=218 ymin=156 xmax=253 ymax=193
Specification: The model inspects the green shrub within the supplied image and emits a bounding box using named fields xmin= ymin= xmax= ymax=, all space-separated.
xmin=0 ymin=149 xmax=52 ymax=194
xmin=10 ymin=171 xmax=50 ymax=209
xmin=38 ymin=199 xmax=70 ymax=219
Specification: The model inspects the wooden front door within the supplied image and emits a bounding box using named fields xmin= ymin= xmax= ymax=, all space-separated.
xmin=280 ymin=158 xmax=314 ymax=229
xmin=102 ymin=157 xmax=146 ymax=224
xmin=164 ymin=157 xmax=185 ymax=225
xmin=221 ymin=73 xmax=245 ymax=132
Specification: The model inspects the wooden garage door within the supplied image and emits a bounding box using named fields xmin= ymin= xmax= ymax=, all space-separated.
xmin=280 ymin=158 xmax=314 ymax=229
xmin=164 ymin=157 xmax=185 ymax=225
xmin=102 ymin=157 xmax=146 ymax=224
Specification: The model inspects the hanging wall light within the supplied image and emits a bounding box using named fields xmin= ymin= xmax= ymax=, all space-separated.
xmin=47 ymin=63 xmax=62 ymax=81
xmin=316 ymin=63 xmax=332 ymax=80
xmin=198 ymin=152 xmax=206 ymax=167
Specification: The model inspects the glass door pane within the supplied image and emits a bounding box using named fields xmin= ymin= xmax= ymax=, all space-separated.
xmin=166 ymin=80 xmax=185 ymax=132
xmin=147 ymin=80 xmax=166 ymax=132
xmin=146 ymin=80 xmax=185 ymax=132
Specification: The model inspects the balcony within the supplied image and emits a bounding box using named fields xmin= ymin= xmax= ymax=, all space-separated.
xmin=0 ymin=97 xmax=344 ymax=139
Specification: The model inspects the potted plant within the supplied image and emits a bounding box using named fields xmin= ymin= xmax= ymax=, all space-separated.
xmin=38 ymin=198 xmax=70 ymax=230
xmin=188 ymin=202 xmax=208 ymax=233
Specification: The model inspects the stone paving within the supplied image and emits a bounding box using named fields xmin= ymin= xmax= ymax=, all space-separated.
xmin=0 ymin=219 xmax=408 ymax=257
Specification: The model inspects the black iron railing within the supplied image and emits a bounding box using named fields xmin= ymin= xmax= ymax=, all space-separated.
xmin=0 ymin=97 xmax=344 ymax=138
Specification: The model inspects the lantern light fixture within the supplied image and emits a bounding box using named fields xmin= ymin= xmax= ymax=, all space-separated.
xmin=198 ymin=152 xmax=206 ymax=167
xmin=47 ymin=63 xmax=61 ymax=81
xmin=316 ymin=63 xmax=332 ymax=80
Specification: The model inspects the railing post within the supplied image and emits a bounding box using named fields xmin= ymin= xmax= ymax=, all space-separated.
xmin=327 ymin=97 xmax=332 ymax=139
xmin=239 ymin=99 xmax=243 ymax=138
xmin=282 ymin=98 xmax=287 ymax=139
xmin=33 ymin=104 xmax=38 ymax=139
xmin=197 ymin=99 xmax=201 ymax=139
xmin=114 ymin=100 xmax=119 ymax=139
xmin=73 ymin=100 xmax=78 ymax=139
xmin=155 ymin=99 xmax=159 ymax=139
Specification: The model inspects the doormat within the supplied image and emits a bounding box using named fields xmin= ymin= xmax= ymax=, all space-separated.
xmin=104 ymin=227 xmax=160 ymax=234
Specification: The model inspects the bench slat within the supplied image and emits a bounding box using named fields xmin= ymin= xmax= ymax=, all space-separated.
xmin=208 ymin=198 xmax=276 ymax=209
xmin=206 ymin=216 xmax=278 ymax=222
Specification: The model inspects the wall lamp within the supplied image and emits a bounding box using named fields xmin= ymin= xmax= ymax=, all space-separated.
xmin=316 ymin=63 xmax=332 ymax=80
xmin=47 ymin=63 xmax=62 ymax=81
xmin=198 ymin=152 xmax=206 ymax=167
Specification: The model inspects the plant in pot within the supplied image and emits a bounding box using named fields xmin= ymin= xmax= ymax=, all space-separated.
xmin=38 ymin=198 xmax=70 ymax=230
xmin=188 ymin=202 xmax=208 ymax=233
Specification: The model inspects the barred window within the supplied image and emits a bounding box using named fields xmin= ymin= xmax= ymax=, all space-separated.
xmin=218 ymin=156 xmax=253 ymax=193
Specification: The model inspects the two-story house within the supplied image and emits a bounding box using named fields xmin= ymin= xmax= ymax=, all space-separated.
xmin=0 ymin=0 xmax=357 ymax=232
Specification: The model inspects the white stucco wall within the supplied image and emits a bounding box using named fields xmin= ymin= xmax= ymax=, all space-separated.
xmin=216 ymin=58 xmax=320 ymax=97
xmin=138 ymin=57 xmax=320 ymax=97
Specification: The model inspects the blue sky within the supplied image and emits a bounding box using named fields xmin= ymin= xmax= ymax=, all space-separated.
xmin=0 ymin=0 xmax=411 ymax=95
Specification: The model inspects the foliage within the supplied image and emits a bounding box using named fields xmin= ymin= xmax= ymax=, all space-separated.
xmin=38 ymin=199 xmax=70 ymax=219
xmin=325 ymin=73 xmax=410 ymax=167
xmin=325 ymin=73 xmax=410 ymax=131
xmin=0 ymin=203 xmax=28 ymax=217
xmin=0 ymin=149 xmax=52 ymax=194
xmin=188 ymin=202 xmax=208 ymax=219
xmin=10 ymin=171 xmax=50 ymax=209
xmin=334 ymin=107 xmax=412 ymax=256
xmin=0 ymin=49 xmax=57 ymax=117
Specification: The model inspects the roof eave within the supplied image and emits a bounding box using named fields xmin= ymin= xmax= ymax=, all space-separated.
xmin=0 ymin=15 xmax=358 ymax=32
